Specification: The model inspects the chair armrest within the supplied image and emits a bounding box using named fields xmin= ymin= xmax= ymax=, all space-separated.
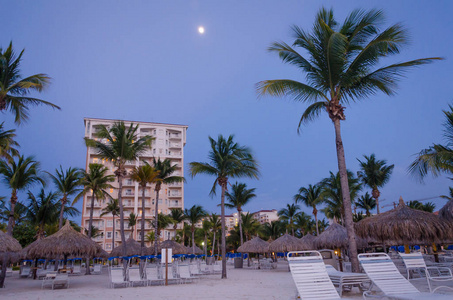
xmin=426 ymin=266 xmax=453 ymax=278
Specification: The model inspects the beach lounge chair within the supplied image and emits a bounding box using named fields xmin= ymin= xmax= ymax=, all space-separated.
xmin=146 ymin=267 xmax=164 ymax=286
xmin=20 ymin=266 xmax=31 ymax=278
xmin=93 ymin=264 xmax=102 ymax=274
xmin=52 ymin=273 xmax=69 ymax=289
xmin=41 ymin=273 xmax=56 ymax=289
xmin=71 ymin=265 xmax=81 ymax=275
xmin=128 ymin=268 xmax=147 ymax=286
xmin=358 ymin=253 xmax=453 ymax=299
xmin=287 ymin=250 xmax=353 ymax=300
xmin=109 ymin=268 xmax=128 ymax=288
xmin=399 ymin=252 xmax=453 ymax=292
xmin=5 ymin=267 xmax=13 ymax=277
xmin=325 ymin=265 xmax=370 ymax=297
xmin=178 ymin=265 xmax=195 ymax=283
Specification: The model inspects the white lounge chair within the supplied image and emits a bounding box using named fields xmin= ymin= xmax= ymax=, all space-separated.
xmin=5 ymin=267 xmax=13 ymax=277
xmin=178 ymin=265 xmax=195 ymax=284
xmin=399 ymin=252 xmax=453 ymax=293
xmin=146 ymin=267 xmax=164 ymax=286
xmin=71 ymin=265 xmax=82 ymax=275
xmin=287 ymin=250 xmax=354 ymax=300
xmin=93 ymin=264 xmax=102 ymax=274
xmin=109 ymin=268 xmax=128 ymax=288
xmin=325 ymin=265 xmax=370 ymax=297
xmin=358 ymin=253 xmax=453 ymax=299
xmin=20 ymin=266 xmax=31 ymax=278
xmin=52 ymin=273 xmax=69 ymax=289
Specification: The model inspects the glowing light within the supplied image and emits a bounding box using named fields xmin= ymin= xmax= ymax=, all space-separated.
xmin=198 ymin=26 xmax=205 ymax=34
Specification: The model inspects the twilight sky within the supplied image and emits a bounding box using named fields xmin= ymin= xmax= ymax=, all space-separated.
xmin=1 ymin=0 xmax=452 ymax=224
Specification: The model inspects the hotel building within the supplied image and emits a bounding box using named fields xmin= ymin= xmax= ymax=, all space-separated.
xmin=252 ymin=209 xmax=279 ymax=224
xmin=81 ymin=118 xmax=188 ymax=251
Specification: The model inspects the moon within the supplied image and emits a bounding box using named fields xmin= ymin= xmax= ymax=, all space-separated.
xmin=198 ymin=26 xmax=205 ymax=34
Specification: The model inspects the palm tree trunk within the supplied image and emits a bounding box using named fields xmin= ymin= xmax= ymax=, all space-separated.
xmin=0 ymin=254 xmax=9 ymax=288
xmin=204 ymin=233 xmax=207 ymax=258
xmin=373 ymin=188 xmax=381 ymax=214
xmin=140 ymin=186 xmax=146 ymax=255
xmin=212 ymin=231 xmax=216 ymax=256
xmin=238 ymin=209 xmax=244 ymax=246
xmin=332 ymin=118 xmax=359 ymax=273
xmin=314 ymin=210 xmax=319 ymax=236
xmin=6 ymin=191 xmax=17 ymax=236
xmin=220 ymin=181 xmax=227 ymax=279
xmin=117 ymin=174 xmax=127 ymax=257
xmin=291 ymin=219 xmax=295 ymax=236
xmin=86 ymin=193 xmax=96 ymax=275
xmin=112 ymin=214 xmax=116 ymax=250
xmin=154 ymin=188 xmax=160 ymax=254
xmin=58 ymin=195 xmax=67 ymax=229
xmin=191 ymin=228 xmax=195 ymax=254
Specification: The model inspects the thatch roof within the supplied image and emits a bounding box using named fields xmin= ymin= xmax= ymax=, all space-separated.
xmin=237 ymin=237 xmax=269 ymax=253
xmin=109 ymin=237 xmax=143 ymax=257
xmin=186 ymin=245 xmax=203 ymax=255
xmin=439 ymin=199 xmax=453 ymax=221
xmin=355 ymin=197 xmax=452 ymax=245
xmin=0 ymin=230 xmax=22 ymax=253
xmin=299 ymin=233 xmax=316 ymax=250
xmin=158 ymin=240 xmax=187 ymax=254
xmin=315 ymin=222 xmax=368 ymax=250
xmin=27 ymin=221 xmax=100 ymax=259
xmin=269 ymin=234 xmax=310 ymax=252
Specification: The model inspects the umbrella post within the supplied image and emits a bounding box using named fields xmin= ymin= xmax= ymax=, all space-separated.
xmin=335 ymin=248 xmax=343 ymax=272
xmin=404 ymin=244 xmax=410 ymax=254
xmin=33 ymin=258 xmax=38 ymax=280
xmin=432 ymin=243 xmax=439 ymax=263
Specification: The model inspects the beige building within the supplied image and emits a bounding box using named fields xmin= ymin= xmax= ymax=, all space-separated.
xmin=252 ymin=209 xmax=279 ymax=224
xmin=81 ymin=118 xmax=188 ymax=251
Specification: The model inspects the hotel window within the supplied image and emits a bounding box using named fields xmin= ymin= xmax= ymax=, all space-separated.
xmin=153 ymin=149 xmax=156 ymax=154
xmin=93 ymin=158 xmax=98 ymax=163
xmin=107 ymin=232 xmax=112 ymax=238
xmin=107 ymin=220 xmax=113 ymax=227
xmin=106 ymin=243 xmax=112 ymax=250
xmin=110 ymin=188 xmax=113 ymax=193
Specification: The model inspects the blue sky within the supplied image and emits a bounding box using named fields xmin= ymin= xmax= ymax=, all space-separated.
xmin=1 ymin=0 xmax=452 ymax=223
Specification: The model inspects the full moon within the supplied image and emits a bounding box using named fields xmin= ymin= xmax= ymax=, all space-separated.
xmin=198 ymin=26 xmax=205 ymax=34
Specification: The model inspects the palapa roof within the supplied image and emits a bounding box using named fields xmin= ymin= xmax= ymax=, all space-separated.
xmin=186 ymin=245 xmax=203 ymax=255
xmin=299 ymin=233 xmax=316 ymax=250
xmin=27 ymin=221 xmax=99 ymax=259
xmin=237 ymin=237 xmax=269 ymax=253
xmin=158 ymin=240 xmax=187 ymax=254
xmin=439 ymin=199 xmax=453 ymax=221
xmin=355 ymin=197 xmax=452 ymax=245
xmin=315 ymin=222 xmax=367 ymax=250
xmin=0 ymin=230 xmax=22 ymax=253
xmin=109 ymin=237 xmax=147 ymax=257
xmin=269 ymin=234 xmax=310 ymax=252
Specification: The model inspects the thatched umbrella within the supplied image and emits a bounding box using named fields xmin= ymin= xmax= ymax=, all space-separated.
xmin=158 ymin=240 xmax=187 ymax=255
xmin=186 ymin=245 xmax=203 ymax=255
xmin=439 ymin=199 xmax=453 ymax=222
xmin=315 ymin=222 xmax=367 ymax=250
xmin=0 ymin=231 xmax=22 ymax=288
xmin=237 ymin=237 xmax=269 ymax=253
xmin=299 ymin=233 xmax=316 ymax=250
xmin=356 ymin=197 xmax=452 ymax=249
xmin=269 ymin=234 xmax=310 ymax=252
xmin=109 ymin=237 xmax=142 ymax=257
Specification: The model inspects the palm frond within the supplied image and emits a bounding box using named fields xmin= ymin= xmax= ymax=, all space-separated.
xmin=256 ymin=79 xmax=326 ymax=103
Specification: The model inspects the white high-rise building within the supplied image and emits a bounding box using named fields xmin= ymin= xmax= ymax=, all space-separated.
xmin=82 ymin=118 xmax=188 ymax=251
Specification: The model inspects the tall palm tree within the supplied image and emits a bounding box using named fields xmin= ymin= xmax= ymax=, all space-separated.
xmin=100 ymin=198 xmax=120 ymax=249
xmin=0 ymin=122 xmax=19 ymax=161
xmin=128 ymin=212 xmax=137 ymax=238
xmin=357 ymin=154 xmax=394 ymax=214
xmin=0 ymin=155 xmax=44 ymax=235
xmin=260 ymin=220 xmax=284 ymax=241
xmin=355 ymin=192 xmax=376 ymax=216
xmin=0 ymin=199 xmax=27 ymax=226
xmin=278 ymin=203 xmax=300 ymax=236
xmin=0 ymin=42 xmax=60 ymax=124
xmin=202 ymin=219 xmax=211 ymax=257
xmin=184 ymin=205 xmax=207 ymax=253
xmin=225 ymin=182 xmax=256 ymax=246
xmin=152 ymin=158 xmax=185 ymax=252
xmin=85 ymin=121 xmax=152 ymax=256
xmin=293 ymin=212 xmax=312 ymax=237
xmin=407 ymin=200 xmax=436 ymax=213
xmin=149 ymin=213 xmax=173 ymax=242
xmin=46 ymin=166 xmax=84 ymax=229
xmin=409 ymin=104 xmax=453 ymax=179
xmin=256 ymin=7 xmax=441 ymax=273
xmin=208 ymin=214 xmax=221 ymax=256
xmin=240 ymin=212 xmax=260 ymax=241
xmin=26 ymin=189 xmax=60 ymax=240
xmin=189 ymin=134 xmax=259 ymax=279
xmin=294 ymin=184 xmax=323 ymax=235
xmin=130 ymin=163 xmax=159 ymax=253
xmin=168 ymin=208 xmax=185 ymax=240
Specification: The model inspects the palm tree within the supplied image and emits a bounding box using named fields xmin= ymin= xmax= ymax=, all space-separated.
xmin=46 ymin=166 xmax=84 ymax=229
xmin=357 ymin=154 xmax=394 ymax=214
xmin=85 ymin=121 xmax=152 ymax=256
xmin=0 ymin=42 xmax=60 ymax=124
xmin=355 ymin=192 xmax=376 ymax=216
xmin=294 ymin=184 xmax=323 ymax=235
xmin=0 ymin=199 xmax=27 ymax=226
xmin=278 ymin=204 xmax=300 ymax=236
xmin=130 ymin=163 xmax=159 ymax=253
xmin=208 ymin=214 xmax=221 ymax=256
xmin=151 ymin=158 xmax=184 ymax=252
xmin=202 ymin=219 xmax=211 ymax=257
xmin=26 ymin=189 xmax=60 ymax=240
xmin=100 ymin=198 xmax=120 ymax=249
xmin=0 ymin=122 xmax=19 ymax=161
xmin=256 ymin=7 xmax=441 ymax=273
xmin=240 ymin=212 xmax=260 ymax=241
xmin=168 ymin=208 xmax=185 ymax=240
xmin=76 ymin=164 xmax=114 ymax=241
xmin=0 ymin=155 xmax=44 ymax=235
xmin=293 ymin=212 xmax=312 ymax=237
xmin=184 ymin=205 xmax=207 ymax=253
xmin=407 ymin=200 xmax=436 ymax=213
xmin=225 ymin=182 xmax=256 ymax=246
xmin=189 ymin=134 xmax=259 ymax=278
xmin=409 ymin=104 xmax=453 ymax=179
xmin=260 ymin=220 xmax=284 ymax=241
xmin=145 ymin=231 xmax=155 ymax=245
xmin=85 ymin=226 xmax=101 ymax=238
xmin=149 ymin=213 xmax=173 ymax=242
xmin=128 ymin=212 xmax=137 ymax=238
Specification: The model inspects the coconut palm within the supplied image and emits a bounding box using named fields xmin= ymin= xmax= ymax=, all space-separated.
xmin=189 ymin=134 xmax=259 ymax=278
xmin=46 ymin=166 xmax=84 ymax=229
xmin=26 ymin=189 xmax=60 ymax=240
xmin=130 ymin=163 xmax=159 ymax=253
xmin=208 ymin=214 xmax=221 ymax=256
xmin=294 ymin=211 xmax=312 ymax=237
xmin=202 ymin=219 xmax=211 ymax=257
xmin=145 ymin=231 xmax=155 ymax=245
xmin=278 ymin=204 xmax=300 ymax=236
xmin=168 ymin=208 xmax=185 ymax=240
xmin=85 ymin=121 xmax=152 ymax=256
xmin=294 ymin=184 xmax=323 ymax=235
xmin=407 ymin=200 xmax=436 ymax=213
xmin=151 ymin=158 xmax=184 ymax=252
xmin=84 ymin=226 xmax=101 ymax=238
xmin=0 ymin=122 xmax=19 ymax=161
xmin=184 ymin=205 xmax=207 ymax=253
xmin=225 ymin=182 xmax=256 ymax=246
xmin=0 ymin=42 xmax=60 ymax=124
xmin=0 ymin=198 xmax=27 ymax=226
xmin=409 ymin=104 xmax=453 ymax=180
xmin=260 ymin=220 xmax=285 ymax=241
xmin=240 ymin=212 xmax=260 ymax=241
xmin=100 ymin=198 xmax=120 ymax=249
xmin=148 ymin=213 xmax=173 ymax=242
xmin=256 ymin=7 xmax=441 ymax=272
xmin=128 ymin=212 xmax=137 ymax=238
xmin=355 ymin=192 xmax=376 ymax=216
xmin=357 ymin=154 xmax=394 ymax=214
xmin=0 ymin=155 xmax=44 ymax=235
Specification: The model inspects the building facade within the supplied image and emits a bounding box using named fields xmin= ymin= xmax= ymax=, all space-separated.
xmin=252 ymin=209 xmax=279 ymax=224
xmin=81 ymin=118 xmax=188 ymax=251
